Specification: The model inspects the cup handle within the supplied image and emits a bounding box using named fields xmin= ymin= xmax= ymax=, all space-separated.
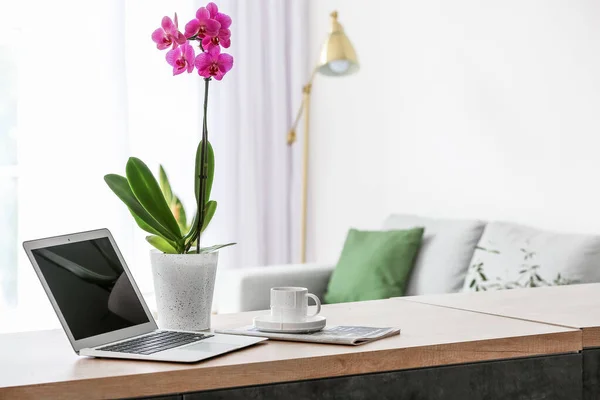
xmin=306 ymin=293 xmax=321 ymax=317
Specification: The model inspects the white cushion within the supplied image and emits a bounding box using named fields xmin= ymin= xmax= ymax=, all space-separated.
xmin=383 ymin=214 xmax=486 ymax=295
xmin=463 ymin=221 xmax=600 ymax=291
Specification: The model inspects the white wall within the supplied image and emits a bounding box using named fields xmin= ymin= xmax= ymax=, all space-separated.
xmin=307 ymin=0 xmax=600 ymax=262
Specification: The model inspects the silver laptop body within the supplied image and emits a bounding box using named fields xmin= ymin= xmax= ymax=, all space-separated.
xmin=23 ymin=228 xmax=266 ymax=363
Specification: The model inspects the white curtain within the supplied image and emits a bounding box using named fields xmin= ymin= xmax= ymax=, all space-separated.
xmin=207 ymin=0 xmax=308 ymax=271
xmin=4 ymin=0 xmax=307 ymax=330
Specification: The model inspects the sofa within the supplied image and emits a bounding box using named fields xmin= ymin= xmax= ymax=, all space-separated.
xmin=217 ymin=214 xmax=600 ymax=313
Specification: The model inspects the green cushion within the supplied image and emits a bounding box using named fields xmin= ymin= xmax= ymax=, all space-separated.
xmin=324 ymin=227 xmax=425 ymax=304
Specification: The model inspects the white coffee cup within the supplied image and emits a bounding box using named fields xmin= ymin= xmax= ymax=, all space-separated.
xmin=270 ymin=287 xmax=321 ymax=322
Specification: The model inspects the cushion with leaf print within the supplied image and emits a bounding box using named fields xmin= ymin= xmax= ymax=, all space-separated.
xmin=463 ymin=221 xmax=600 ymax=292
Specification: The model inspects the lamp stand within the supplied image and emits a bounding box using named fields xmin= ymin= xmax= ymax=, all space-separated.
xmin=287 ymin=10 xmax=358 ymax=263
xmin=300 ymin=82 xmax=312 ymax=263
xmin=288 ymin=70 xmax=316 ymax=263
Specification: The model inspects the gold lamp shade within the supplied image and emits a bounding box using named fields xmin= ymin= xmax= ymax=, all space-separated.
xmin=317 ymin=11 xmax=359 ymax=76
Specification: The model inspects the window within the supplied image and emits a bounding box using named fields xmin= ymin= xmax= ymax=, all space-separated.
xmin=0 ymin=1 xmax=222 ymax=332
xmin=0 ymin=18 xmax=19 ymax=310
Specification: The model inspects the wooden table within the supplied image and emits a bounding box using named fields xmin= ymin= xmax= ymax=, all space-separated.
xmin=401 ymin=283 xmax=600 ymax=400
xmin=0 ymin=299 xmax=582 ymax=400
xmin=402 ymin=283 xmax=600 ymax=347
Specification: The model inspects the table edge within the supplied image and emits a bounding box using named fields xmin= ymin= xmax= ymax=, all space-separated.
xmin=0 ymin=330 xmax=582 ymax=400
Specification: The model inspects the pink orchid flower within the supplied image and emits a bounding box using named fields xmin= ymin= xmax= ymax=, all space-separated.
xmin=166 ymin=43 xmax=196 ymax=75
xmin=151 ymin=14 xmax=186 ymax=50
xmin=202 ymin=27 xmax=231 ymax=49
xmin=202 ymin=2 xmax=232 ymax=49
xmin=194 ymin=46 xmax=233 ymax=80
xmin=184 ymin=7 xmax=220 ymax=39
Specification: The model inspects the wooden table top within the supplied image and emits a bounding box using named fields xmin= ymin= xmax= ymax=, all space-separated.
xmin=402 ymin=283 xmax=600 ymax=347
xmin=0 ymin=299 xmax=581 ymax=400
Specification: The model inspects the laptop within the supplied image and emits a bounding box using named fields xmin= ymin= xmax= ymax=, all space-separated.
xmin=22 ymin=228 xmax=266 ymax=363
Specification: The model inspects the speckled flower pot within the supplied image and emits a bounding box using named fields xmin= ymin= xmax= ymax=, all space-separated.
xmin=150 ymin=251 xmax=218 ymax=332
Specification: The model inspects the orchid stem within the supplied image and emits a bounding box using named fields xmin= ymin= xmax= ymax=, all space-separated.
xmin=196 ymin=77 xmax=211 ymax=253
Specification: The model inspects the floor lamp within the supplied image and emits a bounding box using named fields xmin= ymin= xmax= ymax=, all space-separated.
xmin=287 ymin=11 xmax=359 ymax=263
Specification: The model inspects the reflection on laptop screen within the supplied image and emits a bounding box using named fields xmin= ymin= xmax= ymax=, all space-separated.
xmin=31 ymin=237 xmax=149 ymax=340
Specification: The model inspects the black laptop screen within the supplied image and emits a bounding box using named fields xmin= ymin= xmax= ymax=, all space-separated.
xmin=31 ymin=237 xmax=150 ymax=340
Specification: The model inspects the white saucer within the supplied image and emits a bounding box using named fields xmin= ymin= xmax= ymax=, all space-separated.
xmin=253 ymin=315 xmax=327 ymax=333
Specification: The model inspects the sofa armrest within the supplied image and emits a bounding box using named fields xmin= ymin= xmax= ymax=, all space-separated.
xmin=216 ymin=263 xmax=335 ymax=313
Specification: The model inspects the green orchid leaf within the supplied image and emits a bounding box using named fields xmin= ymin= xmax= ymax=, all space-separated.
xmin=173 ymin=196 xmax=187 ymax=235
xmin=194 ymin=140 xmax=215 ymax=204
xmin=187 ymin=242 xmax=236 ymax=254
xmin=131 ymin=212 xmax=161 ymax=236
xmin=159 ymin=166 xmax=189 ymax=235
xmin=146 ymin=235 xmax=179 ymax=254
xmin=201 ymin=200 xmax=217 ymax=233
xmin=126 ymin=157 xmax=182 ymax=241
xmin=158 ymin=165 xmax=174 ymax=206
xmin=182 ymin=201 xmax=217 ymax=251
xmin=184 ymin=212 xmax=199 ymax=243
xmin=104 ymin=174 xmax=179 ymax=242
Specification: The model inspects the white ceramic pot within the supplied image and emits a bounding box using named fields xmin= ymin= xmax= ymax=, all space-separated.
xmin=150 ymin=251 xmax=218 ymax=331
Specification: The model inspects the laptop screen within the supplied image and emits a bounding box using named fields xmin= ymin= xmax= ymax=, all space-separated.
xmin=31 ymin=237 xmax=150 ymax=340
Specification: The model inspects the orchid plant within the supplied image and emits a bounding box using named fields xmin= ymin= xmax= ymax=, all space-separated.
xmin=104 ymin=3 xmax=234 ymax=255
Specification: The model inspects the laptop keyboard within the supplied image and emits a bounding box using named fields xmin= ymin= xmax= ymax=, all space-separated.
xmin=97 ymin=331 xmax=213 ymax=355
